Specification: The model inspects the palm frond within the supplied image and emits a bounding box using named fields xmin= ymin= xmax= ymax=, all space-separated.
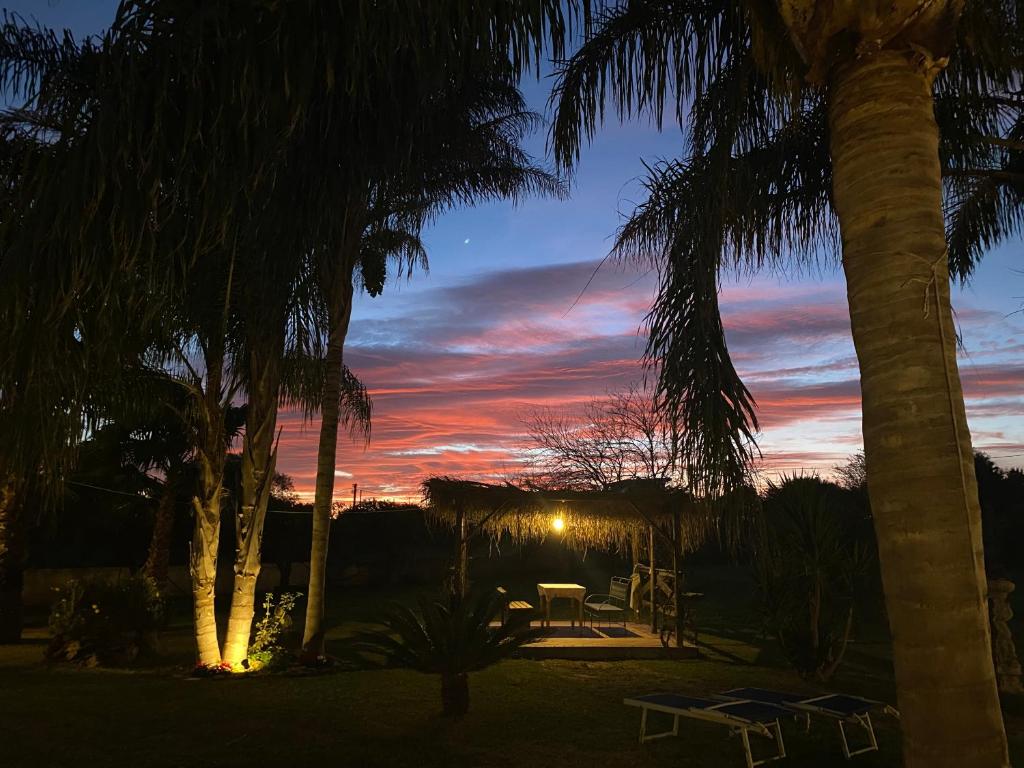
xmin=358 ymin=223 xmax=429 ymax=297
xmin=278 ymin=358 xmax=372 ymax=443
xmin=551 ymin=0 xmax=742 ymax=170
xmin=945 ymin=168 xmax=1024 ymax=280
xmin=0 ymin=12 xmax=90 ymax=103
xmin=350 ymin=589 xmax=542 ymax=675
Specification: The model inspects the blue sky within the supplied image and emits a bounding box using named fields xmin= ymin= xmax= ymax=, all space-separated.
xmin=14 ymin=0 xmax=1024 ymax=499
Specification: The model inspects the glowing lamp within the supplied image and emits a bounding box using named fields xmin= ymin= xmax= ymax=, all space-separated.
xmin=551 ymin=515 xmax=565 ymax=532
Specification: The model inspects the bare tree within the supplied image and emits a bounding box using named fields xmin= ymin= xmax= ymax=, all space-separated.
xmin=832 ymin=452 xmax=867 ymax=493
xmin=521 ymin=383 xmax=681 ymax=490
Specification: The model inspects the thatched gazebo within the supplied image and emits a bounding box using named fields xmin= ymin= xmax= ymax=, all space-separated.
xmin=422 ymin=477 xmax=716 ymax=645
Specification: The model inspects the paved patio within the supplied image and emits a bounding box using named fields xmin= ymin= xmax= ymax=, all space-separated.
xmin=514 ymin=620 xmax=699 ymax=660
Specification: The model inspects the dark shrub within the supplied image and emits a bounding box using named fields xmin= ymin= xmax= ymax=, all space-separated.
xmin=47 ymin=574 xmax=164 ymax=665
xmin=753 ymin=475 xmax=872 ymax=680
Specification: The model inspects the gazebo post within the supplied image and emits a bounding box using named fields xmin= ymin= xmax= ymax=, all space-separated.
xmin=672 ymin=508 xmax=683 ymax=649
xmin=453 ymin=502 xmax=468 ymax=598
xmin=648 ymin=525 xmax=656 ymax=633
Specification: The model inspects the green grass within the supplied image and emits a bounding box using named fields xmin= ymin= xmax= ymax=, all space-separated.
xmin=1 ymin=568 xmax=1022 ymax=767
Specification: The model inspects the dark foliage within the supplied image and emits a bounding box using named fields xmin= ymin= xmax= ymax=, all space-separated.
xmin=351 ymin=589 xmax=543 ymax=716
xmin=750 ymin=475 xmax=873 ymax=680
xmin=975 ymin=452 xmax=1024 ymax=575
xmin=46 ymin=574 xmax=164 ymax=666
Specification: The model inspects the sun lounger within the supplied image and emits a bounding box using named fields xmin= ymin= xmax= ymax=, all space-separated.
xmin=718 ymin=687 xmax=899 ymax=759
xmin=624 ymin=693 xmax=788 ymax=768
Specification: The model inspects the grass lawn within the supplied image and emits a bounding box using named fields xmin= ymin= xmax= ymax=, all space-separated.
xmin=2 ymin=567 xmax=1022 ymax=767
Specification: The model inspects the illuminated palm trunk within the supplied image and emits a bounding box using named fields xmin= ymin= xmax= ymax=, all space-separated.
xmin=222 ymin=343 xmax=282 ymax=666
xmin=828 ymin=50 xmax=1008 ymax=767
xmin=190 ymin=381 xmax=230 ymax=667
xmin=300 ymin=271 xmax=355 ymax=660
xmin=0 ymin=474 xmax=24 ymax=644
xmin=190 ymin=488 xmax=222 ymax=666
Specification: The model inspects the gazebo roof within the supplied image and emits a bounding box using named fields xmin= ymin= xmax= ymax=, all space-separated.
xmin=422 ymin=477 xmax=715 ymax=553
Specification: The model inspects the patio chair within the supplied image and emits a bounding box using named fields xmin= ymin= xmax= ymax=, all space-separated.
xmin=584 ymin=576 xmax=630 ymax=629
xmin=495 ymin=586 xmax=534 ymax=626
xmin=717 ymin=688 xmax=899 ymax=759
xmin=624 ymin=693 xmax=788 ymax=768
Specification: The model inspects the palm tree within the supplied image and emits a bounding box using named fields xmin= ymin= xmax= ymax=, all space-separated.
xmin=551 ymin=2 xmax=1018 ymax=764
xmin=219 ymin=269 xmax=292 ymax=666
xmin=82 ymin=371 xmax=245 ymax=592
xmin=299 ymin=70 xmax=563 ymax=662
xmin=0 ymin=16 xmax=150 ymax=643
xmin=138 ymin=402 xmax=246 ymax=592
xmin=298 ymin=218 xmax=403 ymax=663
xmin=352 ymin=590 xmax=543 ymax=717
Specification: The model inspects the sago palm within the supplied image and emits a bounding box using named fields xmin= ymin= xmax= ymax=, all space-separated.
xmin=352 ymin=590 xmax=543 ymax=717
xmin=551 ymin=1 xmax=1020 ymax=764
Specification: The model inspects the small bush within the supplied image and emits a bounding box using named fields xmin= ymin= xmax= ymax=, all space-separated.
xmin=247 ymin=591 xmax=301 ymax=671
xmin=751 ymin=475 xmax=873 ymax=680
xmin=47 ymin=574 xmax=164 ymax=666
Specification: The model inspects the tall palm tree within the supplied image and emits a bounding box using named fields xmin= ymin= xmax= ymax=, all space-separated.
xmin=299 ymin=72 xmax=563 ymax=661
xmin=298 ymin=216 xmax=406 ymax=662
xmin=0 ymin=16 xmax=147 ymax=642
xmin=551 ymin=2 xmax=1018 ymax=764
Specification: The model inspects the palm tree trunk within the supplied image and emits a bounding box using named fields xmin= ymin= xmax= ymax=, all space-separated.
xmin=818 ymin=604 xmax=854 ymax=682
xmin=0 ymin=475 xmax=24 ymax=644
xmin=222 ymin=344 xmax=282 ymax=667
xmin=671 ymin=509 xmax=684 ymax=649
xmin=144 ymin=464 xmax=180 ymax=590
xmin=441 ymin=672 xmax=470 ymax=717
xmin=300 ymin=271 xmax=355 ymax=661
xmin=828 ymin=49 xmax=1008 ymax=767
xmin=809 ymin=576 xmax=820 ymax=662
xmin=190 ymin=491 xmax=222 ymax=666
xmin=188 ymin=344 xmax=231 ymax=668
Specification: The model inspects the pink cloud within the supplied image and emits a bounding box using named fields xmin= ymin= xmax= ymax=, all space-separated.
xmin=271 ymin=261 xmax=1024 ymax=501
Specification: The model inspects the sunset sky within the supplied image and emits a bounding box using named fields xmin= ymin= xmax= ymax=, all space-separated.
xmin=30 ymin=0 xmax=1024 ymax=502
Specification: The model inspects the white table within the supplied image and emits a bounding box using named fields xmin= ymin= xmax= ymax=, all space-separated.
xmin=536 ymin=583 xmax=586 ymax=628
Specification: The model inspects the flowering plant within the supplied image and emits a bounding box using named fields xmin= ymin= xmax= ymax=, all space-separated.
xmin=247 ymin=591 xmax=302 ymax=671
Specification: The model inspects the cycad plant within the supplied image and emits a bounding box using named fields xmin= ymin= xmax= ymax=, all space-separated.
xmin=352 ymin=589 xmax=543 ymax=717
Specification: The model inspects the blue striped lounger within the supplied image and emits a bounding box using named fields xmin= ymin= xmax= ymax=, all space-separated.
xmin=719 ymin=688 xmax=899 ymax=759
xmin=624 ymin=693 xmax=789 ymax=768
